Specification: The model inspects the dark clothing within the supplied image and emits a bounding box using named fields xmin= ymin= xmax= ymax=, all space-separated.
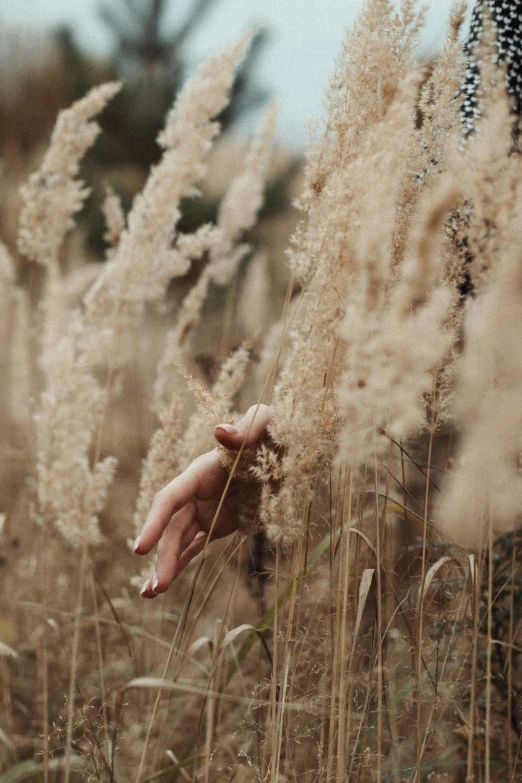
xmin=462 ymin=0 xmax=522 ymax=135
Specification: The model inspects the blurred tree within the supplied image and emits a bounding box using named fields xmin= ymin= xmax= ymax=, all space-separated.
xmin=49 ymin=0 xmax=277 ymax=251
xmin=0 ymin=4 xmax=297 ymax=259
xmin=95 ymin=0 xmax=269 ymax=168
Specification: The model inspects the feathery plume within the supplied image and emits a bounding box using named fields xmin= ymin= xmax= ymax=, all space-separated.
xmin=437 ymin=231 xmax=522 ymax=547
xmin=216 ymin=100 xmax=279 ymax=261
xmin=35 ymin=315 xmax=117 ymax=547
xmin=299 ymin=0 xmax=425 ymax=227
xmin=17 ymin=83 xmax=120 ymax=272
xmin=262 ymin=80 xmax=423 ymax=541
xmin=392 ymin=3 xmax=467 ymax=269
xmin=178 ymin=346 xmax=249 ymax=467
xmin=436 ymin=60 xmax=522 ymax=546
xmin=153 ymin=102 xmax=277 ymax=413
xmin=85 ymin=36 xmax=252 ymax=325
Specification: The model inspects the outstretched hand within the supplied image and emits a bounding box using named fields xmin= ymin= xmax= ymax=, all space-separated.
xmin=134 ymin=404 xmax=271 ymax=598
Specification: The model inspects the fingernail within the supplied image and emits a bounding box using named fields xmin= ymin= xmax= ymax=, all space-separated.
xmin=133 ymin=535 xmax=141 ymax=553
xmin=140 ymin=580 xmax=149 ymax=597
xmin=215 ymin=423 xmax=238 ymax=436
xmin=152 ymin=575 xmax=159 ymax=593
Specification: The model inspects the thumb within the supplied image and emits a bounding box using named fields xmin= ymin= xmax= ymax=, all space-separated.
xmin=214 ymin=404 xmax=271 ymax=451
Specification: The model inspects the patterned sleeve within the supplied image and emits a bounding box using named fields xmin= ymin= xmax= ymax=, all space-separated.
xmin=461 ymin=0 xmax=522 ymax=135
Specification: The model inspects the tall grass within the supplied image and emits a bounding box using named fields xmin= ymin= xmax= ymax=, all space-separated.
xmin=1 ymin=1 xmax=522 ymax=781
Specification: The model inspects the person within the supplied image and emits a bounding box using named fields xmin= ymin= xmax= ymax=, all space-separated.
xmin=135 ymin=404 xmax=271 ymax=597
xmin=461 ymin=0 xmax=522 ymax=140
xmin=135 ymin=0 xmax=522 ymax=597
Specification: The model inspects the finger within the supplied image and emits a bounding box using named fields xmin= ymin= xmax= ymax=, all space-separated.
xmin=135 ymin=455 xmax=213 ymax=555
xmin=140 ymin=575 xmax=156 ymax=599
xmin=214 ymin=404 xmax=271 ymax=450
xmin=153 ymin=507 xmax=198 ymax=593
xmin=172 ymin=531 xmax=208 ymax=580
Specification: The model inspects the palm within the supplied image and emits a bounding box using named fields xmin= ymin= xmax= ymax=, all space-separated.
xmin=180 ymin=451 xmax=242 ymax=538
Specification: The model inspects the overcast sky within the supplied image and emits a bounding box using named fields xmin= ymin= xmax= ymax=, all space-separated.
xmin=1 ymin=0 xmax=473 ymax=144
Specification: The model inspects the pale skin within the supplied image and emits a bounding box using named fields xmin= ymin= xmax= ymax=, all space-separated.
xmin=134 ymin=404 xmax=271 ymax=598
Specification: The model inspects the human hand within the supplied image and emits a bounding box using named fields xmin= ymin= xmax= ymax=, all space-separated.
xmin=134 ymin=404 xmax=271 ymax=598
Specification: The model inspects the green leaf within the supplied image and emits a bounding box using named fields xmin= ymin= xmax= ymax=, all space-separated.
xmin=0 ymin=755 xmax=88 ymax=783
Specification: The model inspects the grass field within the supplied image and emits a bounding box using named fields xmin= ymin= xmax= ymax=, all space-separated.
xmin=1 ymin=2 xmax=522 ymax=781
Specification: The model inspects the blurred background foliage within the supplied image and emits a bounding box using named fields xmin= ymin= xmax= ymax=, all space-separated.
xmin=0 ymin=0 xmax=300 ymax=258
